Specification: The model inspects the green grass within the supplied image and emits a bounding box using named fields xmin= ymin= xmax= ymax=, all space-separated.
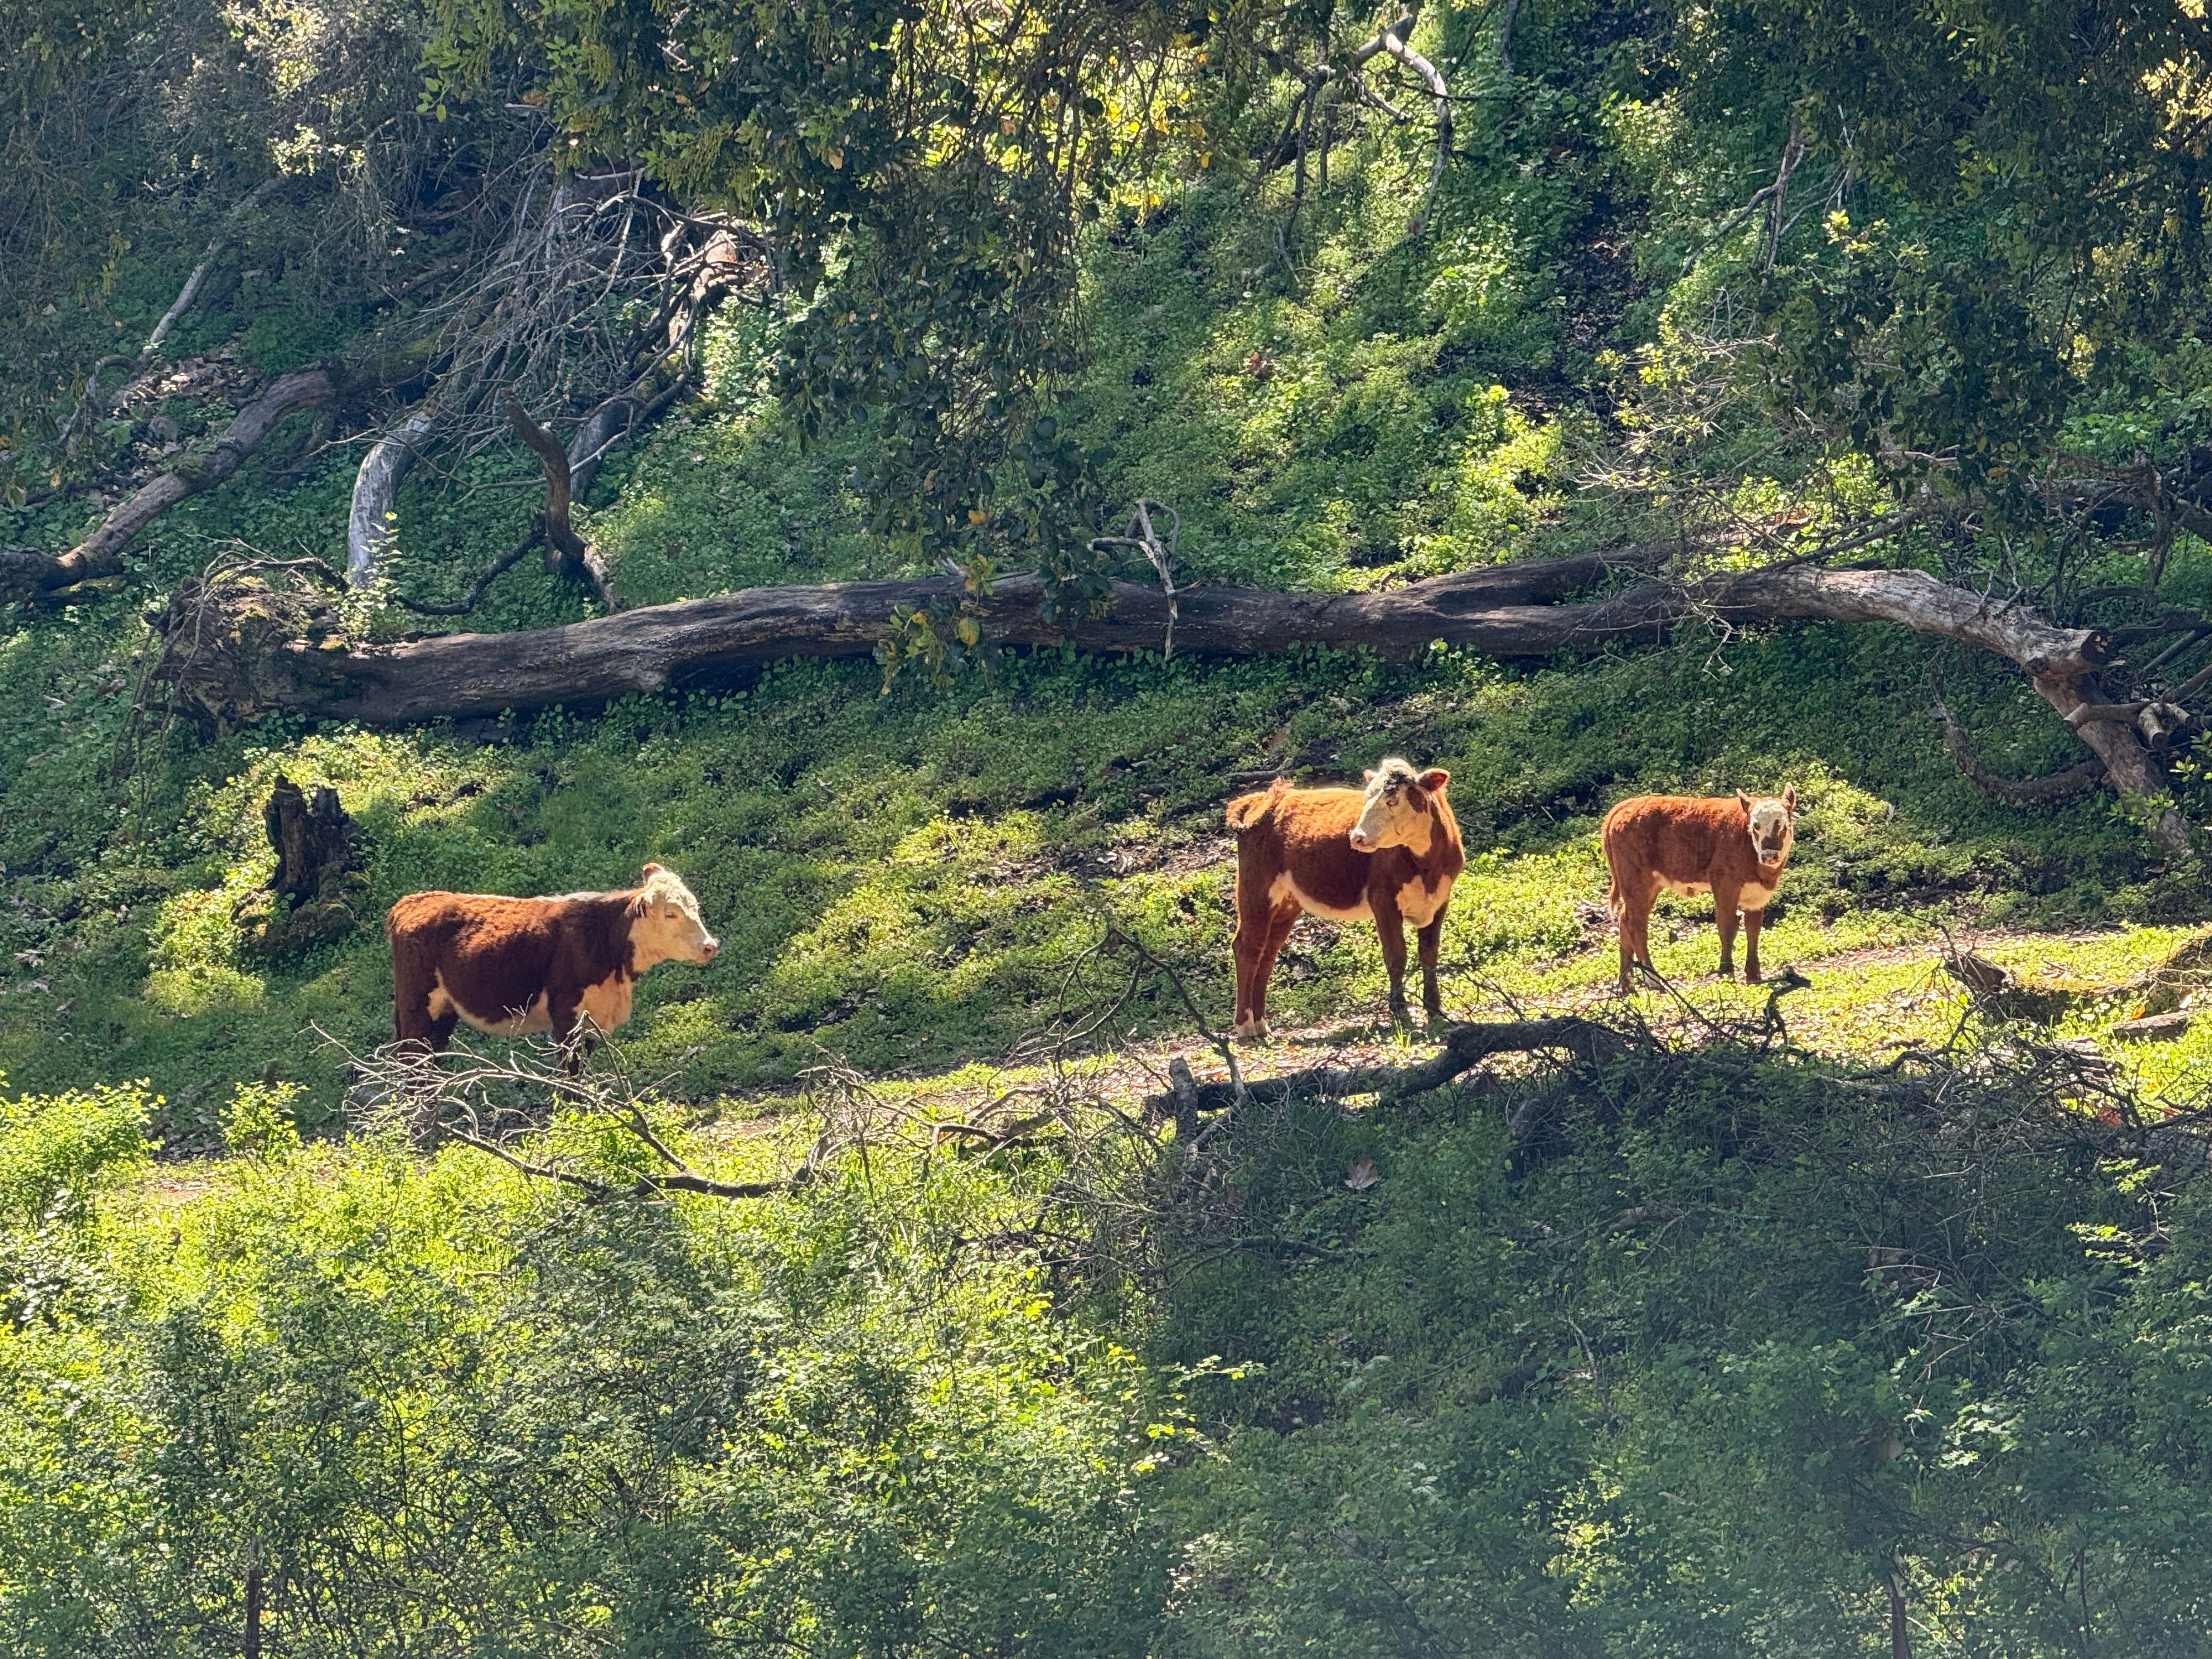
xmin=0 ymin=615 xmax=2187 ymax=1124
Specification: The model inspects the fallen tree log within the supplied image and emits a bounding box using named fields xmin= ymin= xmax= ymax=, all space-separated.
xmin=2 ymin=366 xmax=336 ymax=603
xmin=147 ymin=543 xmax=2195 ymax=847
xmin=150 ymin=541 xmax=1671 ymax=728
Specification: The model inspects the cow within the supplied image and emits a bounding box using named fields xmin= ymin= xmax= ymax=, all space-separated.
xmin=1224 ymin=758 xmax=1465 ymax=1041
xmin=1601 ymin=787 xmax=1797 ymax=995
xmin=386 ymin=863 xmax=719 ymax=1066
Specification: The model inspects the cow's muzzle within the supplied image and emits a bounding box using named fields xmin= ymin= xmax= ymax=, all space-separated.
xmin=1348 ymin=830 xmax=1376 ymax=851
xmin=699 ymin=938 xmax=720 ymax=961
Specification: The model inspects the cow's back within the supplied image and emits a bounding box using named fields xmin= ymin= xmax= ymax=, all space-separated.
xmin=1233 ymin=786 xmax=1372 ymax=914
xmin=1602 ymin=795 xmax=1743 ymax=890
xmin=387 ymin=891 xmax=577 ymax=1023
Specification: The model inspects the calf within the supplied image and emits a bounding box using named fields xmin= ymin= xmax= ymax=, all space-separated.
xmin=1601 ymin=787 xmax=1797 ymax=994
xmin=386 ymin=863 xmax=718 ymax=1066
xmin=1224 ymin=758 xmax=1465 ymax=1040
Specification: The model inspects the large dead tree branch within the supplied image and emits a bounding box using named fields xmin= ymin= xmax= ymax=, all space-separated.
xmin=1143 ymin=1015 xmax=1630 ymax=1117
xmin=345 ymin=219 xmax=745 ymax=595
xmin=1929 ymin=692 xmax=2107 ymax=806
xmin=56 ymin=176 xmax=295 ymax=445
xmin=504 ymin=393 xmax=619 ymax=611
xmin=152 ymin=542 xmax=1668 ymax=728
xmin=2 ymin=366 xmax=335 ymax=603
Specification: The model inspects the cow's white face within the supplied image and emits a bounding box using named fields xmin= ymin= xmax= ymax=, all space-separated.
xmin=1737 ymin=786 xmax=1798 ymax=866
xmin=1349 ymin=759 xmax=1451 ymax=854
xmin=628 ymin=863 xmax=719 ymax=966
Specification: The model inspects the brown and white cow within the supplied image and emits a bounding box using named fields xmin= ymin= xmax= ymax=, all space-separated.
xmin=1601 ymin=787 xmax=1797 ymax=995
xmin=386 ymin=863 xmax=718 ymax=1065
xmin=1224 ymin=758 xmax=1465 ymax=1040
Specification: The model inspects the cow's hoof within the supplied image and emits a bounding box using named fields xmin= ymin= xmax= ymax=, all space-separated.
xmin=1387 ymin=1005 xmax=1413 ymax=1030
xmin=1233 ymin=1019 xmax=1271 ymax=1042
xmin=1423 ymin=1007 xmax=1450 ymax=1030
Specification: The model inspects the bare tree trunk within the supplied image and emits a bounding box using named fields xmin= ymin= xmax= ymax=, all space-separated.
xmin=2 ymin=367 xmax=335 ymax=602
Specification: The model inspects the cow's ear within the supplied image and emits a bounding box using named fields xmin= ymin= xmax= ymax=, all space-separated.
xmin=1735 ymin=789 xmax=1753 ymax=811
xmin=1417 ymin=768 xmax=1449 ymax=794
xmin=1782 ymin=783 xmax=1797 ymax=813
xmin=640 ymin=861 xmax=665 ymax=878
xmin=1363 ymin=768 xmax=1378 ymax=783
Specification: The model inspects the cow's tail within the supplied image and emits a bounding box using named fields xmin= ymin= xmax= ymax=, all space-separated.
xmin=1225 ymin=777 xmax=1290 ymax=834
xmin=1599 ymin=804 xmax=1627 ymax=919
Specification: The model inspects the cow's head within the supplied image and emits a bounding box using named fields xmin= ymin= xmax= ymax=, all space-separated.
xmin=1349 ymin=758 xmax=1451 ymax=854
xmin=1734 ymin=785 xmax=1798 ymax=866
xmin=628 ymin=863 xmax=719 ymax=964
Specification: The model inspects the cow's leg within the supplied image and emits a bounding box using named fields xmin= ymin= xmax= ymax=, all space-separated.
xmin=1616 ymin=883 xmax=1652 ymax=995
xmin=1742 ymin=907 xmax=1765 ymax=985
xmin=1712 ymin=882 xmax=1742 ymax=979
xmin=1417 ymin=907 xmax=1448 ymax=1024
xmin=547 ymin=990 xmax=591 ymax=1074
xmin=1249 ymin=902 xmax=1301 ymax=1039
xmin=1375 ymin=904 xmax=1412 ymax=1027
xmin=1231 ymin=873 xmax=1277 ymax=1040
xmin=392 ymin=961 xmax=458 ymax=1055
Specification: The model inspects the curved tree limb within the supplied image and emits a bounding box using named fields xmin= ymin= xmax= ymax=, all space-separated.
xmin=345 ymin=407 xmax=436 ymax=586
xmin=3 ymin=366 xmax=335 ymax=603
xmin=1367 ymin=12 xmax=1452 ymax=234
xmin=505 ymin=393 xmax=619 ymax=611
xmin=1929 ymin=692 xmax=2107 ymax=805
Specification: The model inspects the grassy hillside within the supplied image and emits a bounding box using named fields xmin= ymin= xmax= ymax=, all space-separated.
xmin=3 ymin=151 xmax=2198 ymax=1115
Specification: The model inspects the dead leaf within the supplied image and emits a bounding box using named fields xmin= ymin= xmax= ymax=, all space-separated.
xmin=1344 ymin=1156 xmax=1380 ymax=1192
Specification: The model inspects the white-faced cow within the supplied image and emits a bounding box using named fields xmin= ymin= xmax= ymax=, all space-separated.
xmin=1601 ymin=787 xmax=1797 ymax=994
xmin=1224 ymin=758 xmax=1465 ymax=1040
xmin=386 ymin=863 xmax=718 ymax=1066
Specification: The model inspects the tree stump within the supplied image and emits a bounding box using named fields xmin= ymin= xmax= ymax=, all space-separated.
xmin=233 ymin=774 xmax=369 ymax=956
